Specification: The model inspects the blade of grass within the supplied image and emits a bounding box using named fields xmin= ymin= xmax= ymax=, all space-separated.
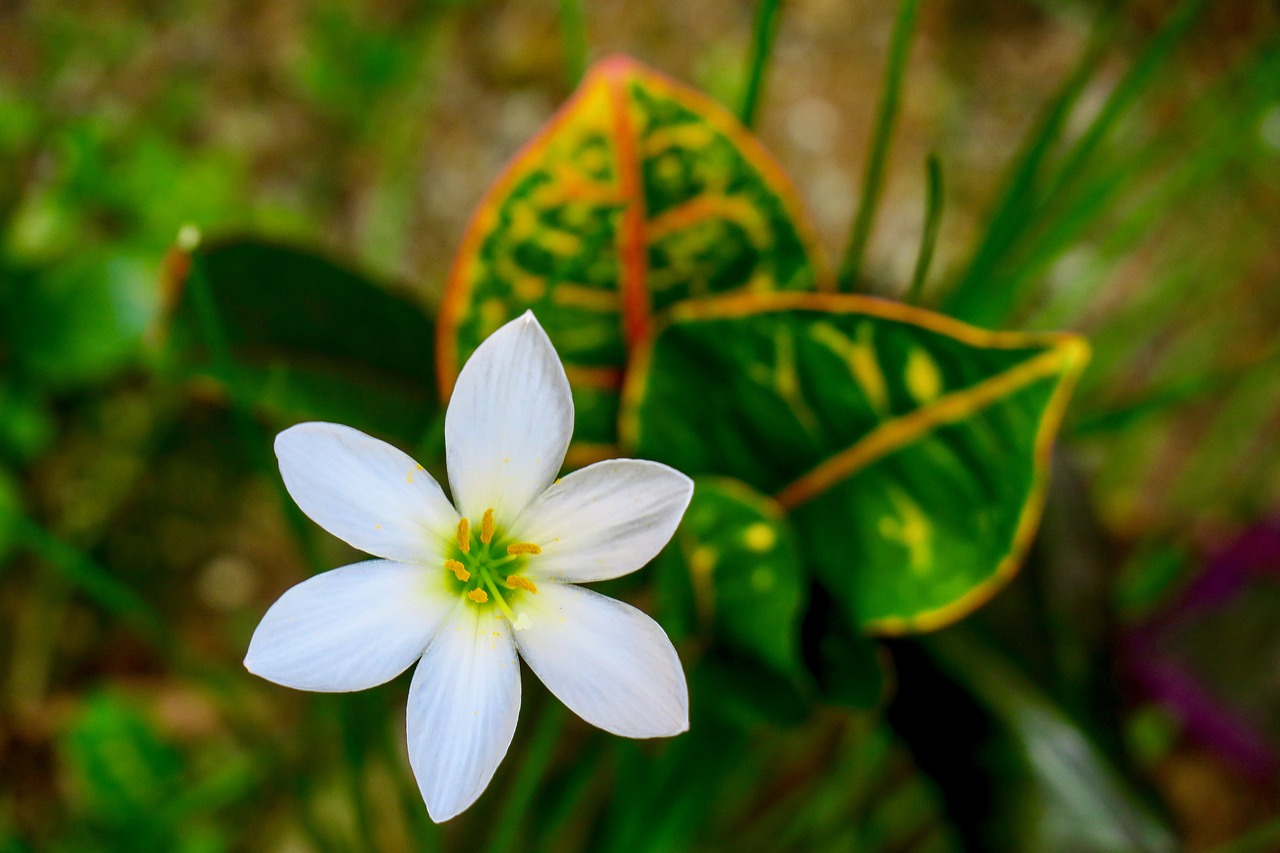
xmin=1014 ymin=40 xmax=1280 ymax=327
xmin=529 ymin=733 xmax=609 ymax=850
xmin=339 ymin=701 xmax=377 ymax=850
xmin=941 ymin=3 xmax=1127 ymax=321
xmin=944 ymin=0 xmax=1214 ymax=326
xmin=836 ymin=0 xmax=921 ymax=291
xmin=483 ymin=703 xmax=566 ymax=853
xmin=738 ymin=0 xmax=784 ymax=129
xmin=556 ymin=0 xmax=588 ymax=88
xmin=1035 ymin=0 xmax=1212 ymax=213
xmin=184 ymin=250 xmax=322 ymax=570
xmin=905 ymin=153 xmax=943 ymax=305
xmin=384 ymin=714 xmax=442 ymax=847
xmin=4 ymin=511 xmax=168 ymax=645
xmin=186 ymin=248 xmax=367 ymax=851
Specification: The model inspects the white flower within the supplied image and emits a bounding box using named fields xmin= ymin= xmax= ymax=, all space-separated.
xmin=244 ymin=312 xmax=693 ymax=822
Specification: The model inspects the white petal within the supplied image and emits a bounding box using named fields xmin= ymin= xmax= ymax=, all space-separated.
xmin=515 ymin=583 xmax=688 ymax=738
xmin=445 ymin=312 xmax=573 ymax=522
xmin=407 ymin=604 xmax=521 ymax=822
xmin=244 ymin=560 xmax=455 ymax=692
xmin=512 ymin=460 xmax=693 ymax=583
xmin=276 ymin=422 xmax=459 ymax=562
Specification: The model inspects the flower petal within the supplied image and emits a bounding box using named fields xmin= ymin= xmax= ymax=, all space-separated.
xmin=512 ymin=460 xmax=693 ymax=583
xmin=515 ymin=583 xmax=688 ymax=738
xmin=407 ymin=604 xmax=521 ymax=822
xmin=445 ymin=312 xmax=573 ymax=523
xmin=276 ymin=422 xmax=459 ymax=562
xmin=244 ymin=560 xmax=454 ymax=692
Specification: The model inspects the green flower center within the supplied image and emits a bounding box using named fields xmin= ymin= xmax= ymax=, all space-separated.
xmin=443 ymin=508 xmax=540 ymax=625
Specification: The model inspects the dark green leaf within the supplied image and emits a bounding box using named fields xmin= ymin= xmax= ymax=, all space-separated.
xmin=162 ymin=238 xmax=439 ymax=445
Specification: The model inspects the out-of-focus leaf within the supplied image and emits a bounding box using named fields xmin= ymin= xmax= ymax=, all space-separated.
xmin=623 ymin=293 xmax=1088 ymax=634
xmin=656 ymin=477 xmax=805 ymax=678
xmin=57 ymin=691 xmax=244 ymax=851
xmin=0 ymin=381 xmax=54 ymax=463
xmin=60 ymin=692 xmax=185 ymax=829
xmin=889 ymin=630 xmax=1177 ymax=853
xmin=803 ymin=589 xmax=887 ymax=710
xmin=437 ymin=55 xmax=829 ymax=464
xmin=160 ymin=238 xmax=439 ymax=445
xmin=3 ymin=252 xmax=156 ymax=388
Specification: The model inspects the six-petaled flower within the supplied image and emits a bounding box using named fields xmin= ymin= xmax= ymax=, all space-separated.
xmin=244 ymin=312 xmax=693 ymax=822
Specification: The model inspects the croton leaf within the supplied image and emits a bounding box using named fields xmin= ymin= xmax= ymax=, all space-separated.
xmin=437 ymin=55 xmax=829 ymax=466
xmin=621 ymin=293 xmax=1089 ymax=635
xmin=655 ymin=477 xmax=806 ymax=679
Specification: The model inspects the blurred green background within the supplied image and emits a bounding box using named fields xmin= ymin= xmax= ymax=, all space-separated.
xmin=2 ymin=0 xmax=1280 ymax=850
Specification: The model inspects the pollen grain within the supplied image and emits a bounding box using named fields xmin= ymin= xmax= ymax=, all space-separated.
xmin=480 ymin=508 xmax=495 ymax=545
xmin=445 ymin=559 xmax=470 ymax=582
xmin=506 ymin=575 xmax=538 ymax=594
xmin=456 ymin=518 xmax=471 ymax=553
xmin=507 ymin=542 xmax=542 ymax=556
xmin=466 ymin=588 xmax=489 ymax=603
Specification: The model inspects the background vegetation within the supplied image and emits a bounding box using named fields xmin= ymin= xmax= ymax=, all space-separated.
xmin=1 ymin=0 xmax=1279 ymax=850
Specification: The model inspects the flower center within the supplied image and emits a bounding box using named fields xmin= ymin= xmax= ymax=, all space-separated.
xmin=444 ymin=507 xmax=541 ymax=628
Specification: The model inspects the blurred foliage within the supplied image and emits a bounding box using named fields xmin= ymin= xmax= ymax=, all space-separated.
xmin=1 ymin=0 xmax=1279 ymax=851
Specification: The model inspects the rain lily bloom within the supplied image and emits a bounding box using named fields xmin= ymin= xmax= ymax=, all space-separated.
xmin=244 ymin=312 xmax=693 ymax=822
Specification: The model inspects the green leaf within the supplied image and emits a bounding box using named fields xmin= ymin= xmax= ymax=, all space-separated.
xmin=623 ymin=293 xmax=1088 ymax=634
xmin=656 ymin=477 xmax=805 ymax=678
xmin=437 ymin=55 xmax=829 ymax=464
xmin=160 ymin=238 xmax=439 ymax=445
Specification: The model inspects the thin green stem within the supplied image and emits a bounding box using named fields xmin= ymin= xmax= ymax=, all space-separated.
xmin=939 ymin=3 xmax=1125 ymax=323
xmin=556 ymin=0 xmax=588 ymax=88
xmin=738 ymin=0 xmax=784 ymax=129
xmin=4 ymin=511 xmax=167 ymax=645
xmin=906 ymin=153 xmax=943 ymax=304
xmin=186 ymin=255 xmax=321 ymax=570
xmin=837 ymin=0 xmax=921 ymax=291
xmin=1037 ymin=0 xmax=1211 ymax=213
xmin=483 ymin=703 xmax=566 ymax=853
xmin=338 ymin=703 xmax=377 ymax=851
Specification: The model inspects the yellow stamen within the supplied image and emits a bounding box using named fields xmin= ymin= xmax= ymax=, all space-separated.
xmin=445 ymin=559 xmax=470 ymax=582
xmin=506 ymin=575 xmax=538 ymax=594
xmin=466 ymin=588 xmax=489 ymax=603
xmin=506 ymin=542 xmax=542 ymax=556
xmin=481 ymin=508 xmax=495 ymax=545
xmin=456 ymin=518 xmax=471 ymax=553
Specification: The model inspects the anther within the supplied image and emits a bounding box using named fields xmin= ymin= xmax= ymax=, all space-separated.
xmin=466 ymin=588 xmax=489 ymax=603
xmin=445 ymin=559 xmax=469 ymax=582
xmin=505 ymin=575 xmax=538 ymax=594
xmin=481 ymin=508 xmax=495 ymax=545
xmin=456 ymin=518 xmax=471 ymax=553
xmin=506 ymin=542 xmax=542 ymax=556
